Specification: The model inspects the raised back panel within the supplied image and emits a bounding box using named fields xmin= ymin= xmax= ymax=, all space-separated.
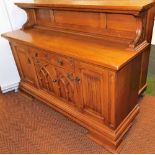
xmin=107 ymin=14 xmax=137 ymax=31
xmin=35 ymin=9 xmax=54 ymax=26
xmin=54 ymin=10 xmax=106 ymax=28
xmin=34 ymin=9 xmax=137 ymax=41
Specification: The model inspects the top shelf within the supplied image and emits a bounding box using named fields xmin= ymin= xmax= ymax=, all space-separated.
xmin=15 ymin=0 xmax=155 ymax=13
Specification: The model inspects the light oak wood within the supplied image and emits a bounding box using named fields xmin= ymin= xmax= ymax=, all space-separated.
xmin=2 ymin=29 xmax=147 ymax=70
xmin=15 ymin=0 xmax=155 ymax=13
xmin=2 ymin=0 xmax=155 ymax=152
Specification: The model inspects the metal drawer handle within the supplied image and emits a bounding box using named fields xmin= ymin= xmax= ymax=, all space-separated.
xmin=52 ymin=79 xmax=58 ymax=83
xmin=57 ymin=59 xmax=63 ymax=66
xmin=75 ymin=76 xmax=80 ymax=82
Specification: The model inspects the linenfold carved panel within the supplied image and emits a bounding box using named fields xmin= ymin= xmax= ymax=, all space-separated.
xmin=78 ymin=62 xmax=109 ymax=122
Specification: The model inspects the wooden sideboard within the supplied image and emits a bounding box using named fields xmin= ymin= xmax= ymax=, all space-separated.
xmin=2 ymin=0 xmax=155 ymax=152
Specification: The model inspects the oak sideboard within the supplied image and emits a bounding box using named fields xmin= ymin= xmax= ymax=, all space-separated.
xmin=2 ymin=0 xmax=155 ymax=152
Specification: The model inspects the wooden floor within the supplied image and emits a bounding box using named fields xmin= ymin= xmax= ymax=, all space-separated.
xmin=0 ymin=91 xmax=155 ymax=153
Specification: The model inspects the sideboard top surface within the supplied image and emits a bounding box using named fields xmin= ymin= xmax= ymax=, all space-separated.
xmin=2 ymin=28 xmax=142 ymax=71
xmin=15 ymin=0 xmax=155 ymax=12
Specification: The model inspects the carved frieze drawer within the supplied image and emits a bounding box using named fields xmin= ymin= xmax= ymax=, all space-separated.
xmin=51 ymin=53 xmax=74 ymax=71
xmin=30 ymin=50 xmax=75 ymax=71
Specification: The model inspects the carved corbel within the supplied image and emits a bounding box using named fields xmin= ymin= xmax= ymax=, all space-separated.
xmin=129 ymin=13 xmax=146 ymax=49
xmin=21 ymin=8 xmax=36 ymax=30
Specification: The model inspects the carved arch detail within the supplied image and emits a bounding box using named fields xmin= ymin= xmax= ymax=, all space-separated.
xmin=33 ymin=57 xmax=76 ymax=104
xmin=56 ymin=69 xmax=75 ymax=104
xmin=34 ymin=60 xmax=60 ymax=96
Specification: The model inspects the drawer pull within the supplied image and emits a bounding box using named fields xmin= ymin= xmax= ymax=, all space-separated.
xmin=75 ymin=76 xmax=80 ymax=82
xmin=52 ymin=79 xmax=58 ymax=83
xmin=57 ymin=59 xmax=63 ymax=66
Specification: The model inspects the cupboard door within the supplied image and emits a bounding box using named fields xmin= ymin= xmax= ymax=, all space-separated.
xmin=32 ymin=52 xmax=77 ymax=106
xmin=55 ymin=67 xmax=77 ymax=105
xmin=14 ymin=45 xmax=38 ymax=87
xmin=76 ymin=62 xmax=109 ymax=122
xmin=33 ymin=58 xmax=60 ymax=96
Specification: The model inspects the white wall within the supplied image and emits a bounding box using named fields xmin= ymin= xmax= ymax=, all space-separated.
xmin=0 ymin=0 xmax=26 ymax=93
xmin=4 ymin=0 xmax=27 ymax=30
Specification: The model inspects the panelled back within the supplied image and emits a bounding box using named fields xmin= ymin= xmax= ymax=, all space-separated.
xmin=34 ymin=9 xmax=137 ymax=40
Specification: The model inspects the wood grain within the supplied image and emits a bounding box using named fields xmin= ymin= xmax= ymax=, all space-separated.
xmin=2 ymin=29 xmax=146 ymax=70
xmin=1 ymin=0 xmax=155 ymax=152
xmin=15 ymin=0 xmax=155 ymax=13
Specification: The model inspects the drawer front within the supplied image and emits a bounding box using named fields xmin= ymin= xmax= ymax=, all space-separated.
xmin=51 ymin=54 xmax=74 ymax=71
xmin=30 ymin=50 xmax=53 ymax=62
xmin=31 ymin=50 xmax=74 ymax=71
